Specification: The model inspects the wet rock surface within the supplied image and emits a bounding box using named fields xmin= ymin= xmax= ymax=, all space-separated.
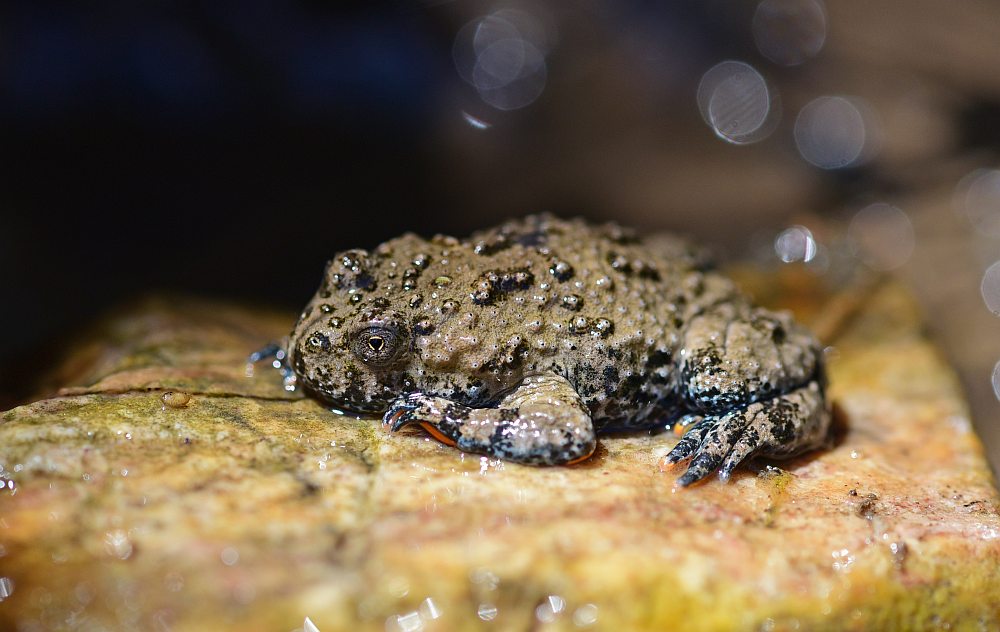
xmin=1 ymin=279 xmax=998 ymax=631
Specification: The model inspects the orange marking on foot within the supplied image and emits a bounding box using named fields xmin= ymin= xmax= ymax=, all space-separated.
xmin=673 ymin=424 xmax=687 ymax=437
xmin=659 ymin=457 xmax=683 ymax=472
xmin=419 ymin=422 xmax=457 ymax=447
xmin=566 ymin=447 xmax=596 ymax=466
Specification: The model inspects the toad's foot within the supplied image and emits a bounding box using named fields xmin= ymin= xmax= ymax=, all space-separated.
xmin=662 ymin=379 xmax=830 ymax=486
xmin=383 ymin=374 xmax=596 ymax=465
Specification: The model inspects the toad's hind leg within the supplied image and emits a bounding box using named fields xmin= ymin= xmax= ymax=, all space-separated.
xmin=663 ymin=379 xmax=830 ymax=486
xmin=384 ymin=374 xmax=596 ymax=465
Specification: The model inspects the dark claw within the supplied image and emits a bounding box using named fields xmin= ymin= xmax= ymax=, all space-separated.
xmin=384 ymin=393 xmax=428 ymax=431
xmin=663 ymin=418 xmax=713 ymax=464
xmin=384 ymin=405 xmax=413 ymax=431
xmin=677 ymin=449 xmax=725 ymax=487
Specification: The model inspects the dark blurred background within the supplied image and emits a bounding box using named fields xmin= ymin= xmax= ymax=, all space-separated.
xmin=2 ymin=1 xmax=1000 ymax=467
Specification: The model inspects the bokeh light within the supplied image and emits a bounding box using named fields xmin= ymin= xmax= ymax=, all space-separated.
xmin=981 ymin=260 xmax=1000 ymax=316
xmin=794 ymin=96 xmax=878 ymax=169
xmin=957 ymin=169 xmax=1000 ymax=237
xmin=452 ymin=10 xmax=553 ymax=111
xmin=752 ymin=0 xmax=827 ymax=66
xmin=461 ymin=111 xmax=493 ymax=130
xmin=774 ymin=225 xmax=818 ymax=263
xmin=0 ymin=577 xmax=13 ymax=603
xmin=847 ymin=203 xmax=915 ymax=271
xmin=992 ymin=360 xmax=1000 ymax=402
xmin=696 ymin=61 xmax=777 ymax=144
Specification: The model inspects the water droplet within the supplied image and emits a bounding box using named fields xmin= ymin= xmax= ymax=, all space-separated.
xmin=795 ymin=96 xmax=877 ymax=169
xmin=0 ymin=577 xmax=14 ymax=601
xmin=470 ymin=568 xmax=500 ymax=591
xmin=220 ymin=546 xmax=240 ymax=566
xmin=386 ymin=611 xmax=423 ymax=632
xmin=160 ymin=390 xmax=192 ymax=408
xmin=752 ymin=0 xmax=826 ymax=66
xmin=573 ymin=603 xmax=598 ymax=627
xmin=386 ymin=575 xmax=410 ymax=598
xmin=536 ymin=595 xmax=566 ymax=622
xmin=697 ymin=61 xmax=776 ymax=144
xmin=774 ymin=225 xmax=818 ymax=263
xmin=419 ymin=597 xmax=442 ymax=620
xmin=164 ymin=572 xmax=184 ymax=593
xmin=959 ymin=169 xmax=1000 ymax=237
xmin=478 ymin=603 xmax=498 ymax=621
xmin=847 ymin=203 xmax=914 ymax=271
xmin=74 ymin=582 xmax=95 ymax=604
xmin=104 ymin=529 xmax=133 ymax=560
xmin=982 ymin=261 xmax=1000 ymax=316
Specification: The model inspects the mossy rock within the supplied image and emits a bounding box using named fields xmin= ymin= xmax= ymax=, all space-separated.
xmin=1 ymin=274 xmax=999 ymax=631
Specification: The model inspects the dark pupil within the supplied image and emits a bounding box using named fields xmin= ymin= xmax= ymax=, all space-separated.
xmin=367 ymin=336 xmax=385 ymax=352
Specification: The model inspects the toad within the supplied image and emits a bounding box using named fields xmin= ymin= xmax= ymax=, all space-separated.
xmin=270 ymin=215 xmax=830 ymax=486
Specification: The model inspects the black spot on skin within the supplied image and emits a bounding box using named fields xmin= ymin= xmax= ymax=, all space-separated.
xmin=471 ymin=288 xmax=493 ymax=305
xmin=772 ymin=326 xmax=787 ymax=345
xmin=560 ymin=294 xmax=583 ymax=311
xmin=483 ymin=336 xmax=529 ymax=374
xmin=354 ymin=273 xmax=376 ymax=291
xmin=402 ymin=268 xmax=421 ymax=291
xmin=473 ymin=235 xmax=511 ymax=256
xmin=498 ymin=269 xmax=534 ymax=292
xmin=443 ymin=403 xmax=472 ymax=421
xmin=620 ymin=374 xmax=645 ymax=399
xmin=635 ymin=260 xmax=661 ymax=281
xmin=568 ymin=316 xmax=591 ymax=334
xmin=412 ymin=254 xmax=431 ymax=269
xmin=409 ymin=295 xmax=423 ymax=309
xmin=646 ymin=349 xmax=672 ymax=368
xmin=413 ymin=320 xmax=434 ymax=335
xmin=549 ymin=259 xmax=575 ymax=282
xmin=470 ymin=268 xmax=535 ymax=305
xmin=592 ymin=318 xmax=614 ymax=338
xmin=514 ymin=230 xmax=547 ymax=247
xmin=328 ymin=317 xmax=344 ymax=328
xmin=607 ymin=252 xmax=632 ymax=274
xmin=603 ymin=366 xmax=620 ymax=397
xmin=307 ymin=332 xmax=332 ymax=353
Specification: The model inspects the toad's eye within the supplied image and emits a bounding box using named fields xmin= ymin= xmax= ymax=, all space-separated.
xmin=349 ymin=325 xmax=407 ymax=367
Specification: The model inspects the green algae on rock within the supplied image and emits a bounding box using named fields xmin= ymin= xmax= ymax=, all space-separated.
xmin=1 ymin=279 xmax=999 ymax=631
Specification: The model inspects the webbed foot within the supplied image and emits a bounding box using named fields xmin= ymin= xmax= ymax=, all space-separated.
xmin=662 ymin=379 xmax=829 ymax=486
xmin=383 ymin=374 xmax=596 ymax=465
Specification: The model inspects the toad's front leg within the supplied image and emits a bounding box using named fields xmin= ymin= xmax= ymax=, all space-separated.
xmin=383 ymin=374 xmax=596 ymax=465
